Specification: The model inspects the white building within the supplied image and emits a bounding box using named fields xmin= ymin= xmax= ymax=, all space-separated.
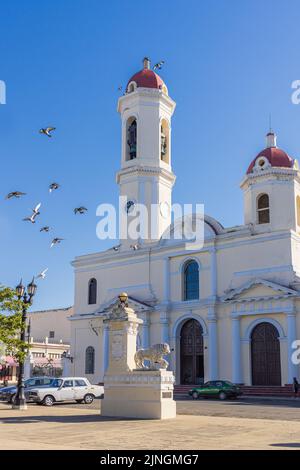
xmin=70 ymin=58 xmax=300 ymax=388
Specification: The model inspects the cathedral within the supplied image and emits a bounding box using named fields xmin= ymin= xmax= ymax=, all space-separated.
xmin=70 ymin=58 xmax=300 ymax=387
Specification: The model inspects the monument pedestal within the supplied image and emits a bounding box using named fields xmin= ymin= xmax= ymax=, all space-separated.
xmin=102 ymin=369 xmax=176 ymax=420
xmin=101 ymin=293 xmax=176 ymax=420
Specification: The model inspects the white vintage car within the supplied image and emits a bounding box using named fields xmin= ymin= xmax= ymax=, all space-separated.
xmin=28 ymin=377 xmax=104 ymax=406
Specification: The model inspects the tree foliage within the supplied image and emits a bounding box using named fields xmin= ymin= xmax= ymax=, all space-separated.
xmin=0 ymin=286 xmax=30 ymax=363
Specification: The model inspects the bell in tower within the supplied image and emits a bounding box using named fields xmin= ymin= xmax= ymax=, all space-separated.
xmin=160 ymin=124 xmax=167 ymax=160
xmin=127 ymin=119 xmax=137 ymax=160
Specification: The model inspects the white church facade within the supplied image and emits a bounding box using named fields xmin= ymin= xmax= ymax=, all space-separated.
xmin=70 ymin=58 xmax=300 ymax=387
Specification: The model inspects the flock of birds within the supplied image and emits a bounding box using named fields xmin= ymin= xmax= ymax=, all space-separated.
xmin=5 ymin=127 xmax=89 ymax=281
xmin=6 ymin=61 xmax=166 ymax=281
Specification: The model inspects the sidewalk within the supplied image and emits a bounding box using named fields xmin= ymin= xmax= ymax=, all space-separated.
xmin=0 ymin=403 xmax=300 ymax=450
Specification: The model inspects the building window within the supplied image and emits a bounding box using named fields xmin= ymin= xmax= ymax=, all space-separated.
xmin=85 ymin=346 xmax=95 ymax=374
xmin=257 ymin=194 xmax=270 ymax=224
xmin=160 ymin=119 xmax=170 ymax=163
xmin=49 ymin=331 xmax=55 ymax=339
xmin=183 ymin=260 xmax=199 ymax=301
xmin=126 ymin=117 xmax=137 ymax=160
xmin=88 ymin=278 xmax=97 ymax=305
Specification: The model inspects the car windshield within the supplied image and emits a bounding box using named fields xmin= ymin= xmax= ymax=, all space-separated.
xmin=25 ymin=379 xmax=36 ymax=387
xmin=48 ymin=379 xmax=63 ymax=388
xmin=224 ymin=381 xmax=234 ymax=386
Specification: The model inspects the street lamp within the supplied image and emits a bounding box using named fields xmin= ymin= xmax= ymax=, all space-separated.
xmin=13 ymin=277 xmax=37 ymax=410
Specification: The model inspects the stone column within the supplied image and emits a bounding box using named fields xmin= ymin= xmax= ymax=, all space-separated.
xmin=163 ymin=257 xmax=170 ymax=303
xmin=141 ymin=315 xmax=150 ymax=349
xmin=287 ymin=312 xmax=298 ymax=383
xmin=160 ymin=312 xmax=169 ymax=344
xmin=208 ymin=316 xmax=218 ymax=380
xmin=104 ymin=297 xmax=142 ymax=375
xmin=210 ymin=247 xmax=217 ymax=299
xmin=232 ymin=315 xmax=242 ymax=384
xmin=102 ymin=324 xmax=109 ymax=376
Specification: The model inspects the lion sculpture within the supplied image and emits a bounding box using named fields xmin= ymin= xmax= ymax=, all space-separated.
xmin=134 ymin=343 xmax=170 ymax=370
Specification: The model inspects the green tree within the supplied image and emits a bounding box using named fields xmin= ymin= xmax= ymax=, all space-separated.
xmin=0 ymin=286 xmax=30 ymax=363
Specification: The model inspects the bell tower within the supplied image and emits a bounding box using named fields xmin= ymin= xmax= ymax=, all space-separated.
xmin=116 ymin=58 xmax=176 ymax=247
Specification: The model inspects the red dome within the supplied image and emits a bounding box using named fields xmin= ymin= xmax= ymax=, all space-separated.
xmin=247 ymin=147 xmax=294 ymax=174
xmin=127 ymin=68 xmax=164 ymax=90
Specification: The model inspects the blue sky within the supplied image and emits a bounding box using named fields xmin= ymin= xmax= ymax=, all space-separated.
xmin=1 ymin=0 xmax=300 ymax=310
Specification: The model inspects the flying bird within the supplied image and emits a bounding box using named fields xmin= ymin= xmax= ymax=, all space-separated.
xmin=23 ymin=213 xmax=38 ymax=224
xmin=40 ymin=226 xmax=50 ymax=233
xmin=153 ymin=60 xmax=165 ymax=71
xmin=50 ymin=237 xmax=64 ymax=248
xmin=23 ymin=203 xmax=41 ymax=224
xmin=74 ymin=206 xmax=88 ymax=215
xmin=36 ymin=268 xmax=48 ymax=280
xmin=32 ymin=202 xmax=41 ymax=215
xmin=5 ymin=191 xmax=26 ymax=200
xmin=49 ymin=182 xmax=60 ymax=193
xmin=39 ymin=127 xmax=56 ymax=137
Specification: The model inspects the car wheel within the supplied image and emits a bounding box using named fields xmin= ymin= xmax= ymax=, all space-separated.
xmin=43 ymin=395 xmax=55 ymax=406
xmin=219 ymin=391 xmax=227 ymax=401
xmin=76 ymin=399 xmax=83 ymax=404
xmin=192 ymin=391 xmax=199 ymax=400
xmin=84 ymin=394 xmax=94 ymax=404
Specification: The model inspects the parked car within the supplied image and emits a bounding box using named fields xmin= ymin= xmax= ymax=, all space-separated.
xmin=28 ymin=377 xmax=104 ymax=406
xmin=189 ymin=380 xmax=242 ymax=400
xmin=0 ymin=377 xmax=53 ymax=403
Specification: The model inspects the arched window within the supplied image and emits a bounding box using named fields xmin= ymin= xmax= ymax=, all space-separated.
xmin=88 ymin=278 xmax=97 ymax=305
xmin=257 ymin=194 xmax=270 ymax=224
xmin=126 ymin=117 xmax=137 ymax=160
xmin=183 ymin=260 xmax=199 ymax=301
xmin=160 ymin=119 xmax=169 ymax=163
xmin=85 ymin=346 xmax=95 ymax=374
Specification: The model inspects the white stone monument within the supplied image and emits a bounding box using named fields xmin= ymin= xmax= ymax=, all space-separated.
xmin=101 ymin=293 xmax=176 ymax=420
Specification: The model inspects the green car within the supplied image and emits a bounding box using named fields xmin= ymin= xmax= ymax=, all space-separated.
xmin=189 ymin=380 xmax=242 ymax=400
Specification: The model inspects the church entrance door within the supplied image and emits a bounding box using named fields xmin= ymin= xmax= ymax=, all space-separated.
xmin=251 ymin=322 xmax=281 ymax=386
xmin=180 ymin=319 xmax=204 ymax=385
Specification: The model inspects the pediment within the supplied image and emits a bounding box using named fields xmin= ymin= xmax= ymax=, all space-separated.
xmin=222 ymin=278 xmax=299 ymax=302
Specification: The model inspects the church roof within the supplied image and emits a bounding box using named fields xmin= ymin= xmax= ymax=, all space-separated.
xmin=127 ymin=57 xmax=165 ymax=91
xmin=247 ymin=146 xmax=294 ymax=174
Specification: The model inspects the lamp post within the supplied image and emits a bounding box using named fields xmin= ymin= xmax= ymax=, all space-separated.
xmin=13 ymin=277 xmax=37 ymax=410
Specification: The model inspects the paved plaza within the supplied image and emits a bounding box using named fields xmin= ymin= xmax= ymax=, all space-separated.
xmin=0 ymin=399 xmax=300 ymax=450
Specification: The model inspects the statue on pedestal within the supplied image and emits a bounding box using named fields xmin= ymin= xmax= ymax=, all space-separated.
xmin=134 ymin=343 xmax=170 ymax=370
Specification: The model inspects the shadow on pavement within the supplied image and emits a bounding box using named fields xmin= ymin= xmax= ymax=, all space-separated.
xmin=0 ymin=413 xmax=136 ymax=424
xmin=270 ymin=443 xmax=300 ymax=448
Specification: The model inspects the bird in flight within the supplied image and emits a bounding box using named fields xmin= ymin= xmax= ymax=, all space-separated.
xmin=153 ymin=60 xmax=165 ymax=71
xmin=39 ymin=127 xmax=56 ymax=137
xmin=23 ymin=203 xmax=41 ymax=224
xmin=50 ymin=237 xmax=64 ymax=248
xmin=5 ymin=191 xmax=26 ymax=200
xmin=40 ymin=226 xmax=50 ymax=233
xmin=74 ymin=206 xmax=88 ymax=215
xmin=49 ymin=182 xmax=60 ymax=193
xmin=36 ymin=268 xmax=48 ymax=280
